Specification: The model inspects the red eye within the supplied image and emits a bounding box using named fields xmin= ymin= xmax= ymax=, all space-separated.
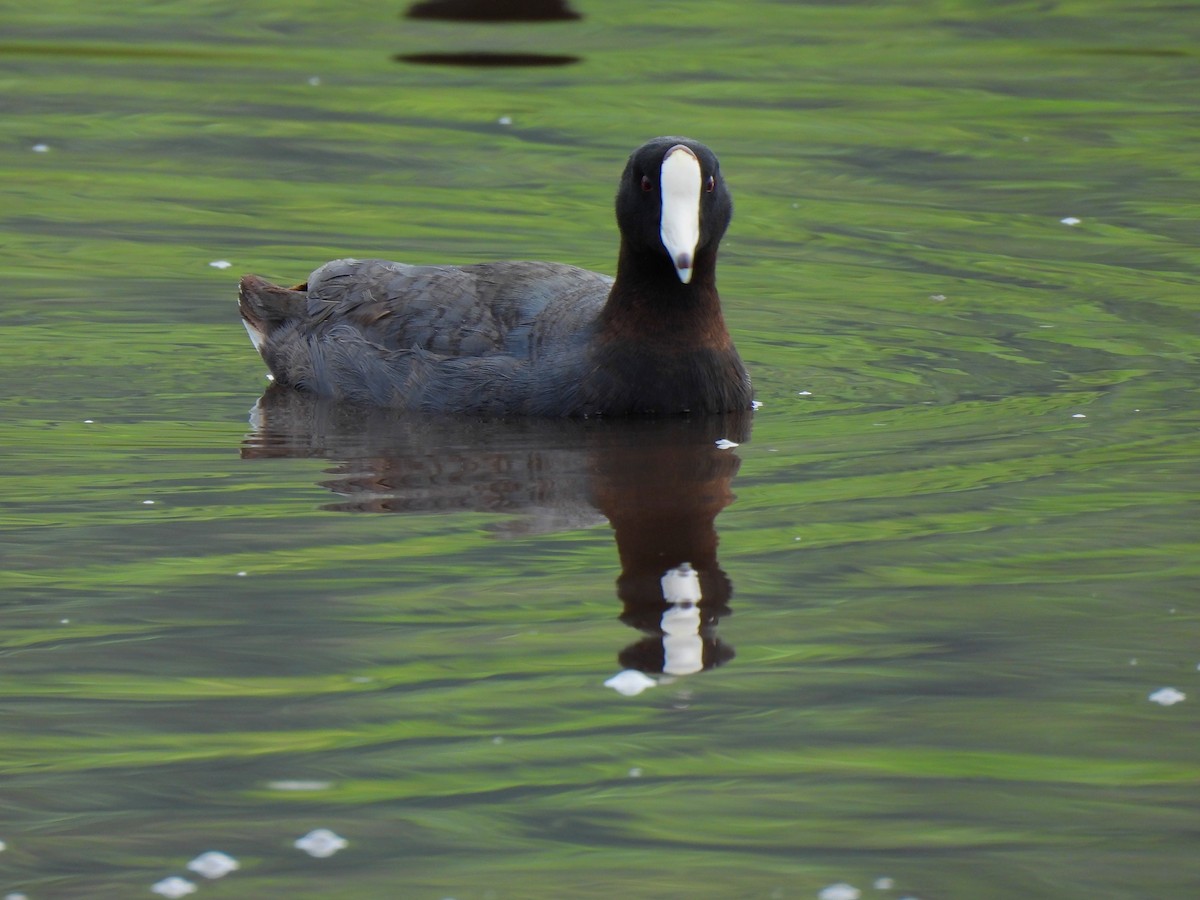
xmin=705 ymin=175 xmax=715 ymax=193
xmin=640 ymin=175 xmax=652 ymax=193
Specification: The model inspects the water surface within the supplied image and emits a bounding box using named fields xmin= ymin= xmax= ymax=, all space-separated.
xmin=2 ymin=1 xmax=1198 ymax=898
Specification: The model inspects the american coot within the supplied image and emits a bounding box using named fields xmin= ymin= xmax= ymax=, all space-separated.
xmin=238 ymin=136 xmax=753 ymax=417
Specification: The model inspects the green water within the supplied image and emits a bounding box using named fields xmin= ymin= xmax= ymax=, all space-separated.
xmin=2 ymin=1 xmax=1198 ymax=897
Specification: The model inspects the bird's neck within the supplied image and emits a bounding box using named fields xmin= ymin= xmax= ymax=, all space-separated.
xmin=601 ymin=243 xmax=729 ymax=348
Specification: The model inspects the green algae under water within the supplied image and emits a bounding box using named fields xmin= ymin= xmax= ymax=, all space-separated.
xmin=1 ymin=1 xmax=1199 ymax=898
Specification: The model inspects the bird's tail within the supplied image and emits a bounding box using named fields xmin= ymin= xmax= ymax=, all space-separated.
xmin=238 ymin=275 xmax=306 ymax=352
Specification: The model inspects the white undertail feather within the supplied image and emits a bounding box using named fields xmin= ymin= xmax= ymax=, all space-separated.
xmin=242 ymin=318 xmax=266 ymax=353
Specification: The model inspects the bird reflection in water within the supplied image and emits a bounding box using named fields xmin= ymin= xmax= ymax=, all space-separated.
xmin=242 ymin=385 xmax=750 ymax=681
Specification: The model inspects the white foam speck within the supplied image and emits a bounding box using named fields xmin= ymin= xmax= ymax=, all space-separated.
xmin=31 ymin=143 xmax=50 ymax=153
xmin=151 ymin=877 xmax=197 ymax=899
xmin=143 ymin=500 xmax=155 ymax=505
xmin=84 ymin=419 xmax=95 ymax=423
xmin=604 ymin=670 xmax=656 ymax=696
xmin=187 ymin=851 xmax=239 ymax=879
xmin=209 ymin=260 xmax=232 ymax=269
xmin=1061 ymin=216 xmax=1081 ymax=225
xmin=236 ymin=571 xmax=247 ymax=577
xmin=797 ymin=390 xmax=813 ymax=396
xmin=0 ymin=839 xmax=6 ymax=851
xmin=267 ymin=780 xmax=331 ymax=791
xmin=60 ymin=618 xmax=70 ymax=624
xmin=715 ymin=438 xmax=739 ymax=449
xmin=308 ymin=76 xmax=321 ymax=86
xmin=1149 ymin=687 xmax=1185 ymax=706
xmin=1072 ymin=413 xmax=1087 ymax=418
xmin=929 ymin=293 xmax=946 ymax=301
xmin=6 ymin=892 xmax=30 ymax=900
xmin=497 ymin=115 xmax=513 ymax=126
xmin=874 ymin=877 xmax=895 ymax=890
xmin=295 ymin=828 xmax=348 ymax=858
xmin=819 ymin=884 xmax=861 ymax=900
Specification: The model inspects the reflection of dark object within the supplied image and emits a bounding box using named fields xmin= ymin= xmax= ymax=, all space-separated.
xmin=237 ymin=137 xmax=751 ymax=417
xmin=395 ymin=51 xmax=579 ymax=67
xmin=243 ymin=388 xmax=748 ymax=673
xmin=406 ymin=0 xmax=581 ymax=21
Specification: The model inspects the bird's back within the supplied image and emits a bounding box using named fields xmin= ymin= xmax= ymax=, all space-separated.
xmin=302 ymin=258 xmax=611 ymax=358
xmin=239 ymin=258 xmax=615 ymax=414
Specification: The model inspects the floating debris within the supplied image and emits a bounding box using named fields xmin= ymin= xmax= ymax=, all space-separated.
xmin=798 ymin=390 xmax=812 ymax=396
xmin=819 ymin=884 xmax=861 ymax=900
xmin=751 ymin=400 xmax=763 ymax=410
xmin=209 ymin=260 xmax=232 ymax=269
xmin=714 ymin=438 xmax=739 ymax=449
xmin=604 ymin=669 xmax=656 ymax=696
xmin=187 ymin=851 xmax=240 ymax=879
xmin=151 ymin=877 xmax=197 ymax=899
xmin=268 ymin=780 xmax=332 ymax=791
xmin=1060 ymin=216 xmax=1081 ymax=226
xmin=1072 ymin=413 xmax=1087 ymax=419
xmin=294 ymin=828 xmax=348 ymax=858
xmin=1148 ymin=687 xmax=1185 ymax=706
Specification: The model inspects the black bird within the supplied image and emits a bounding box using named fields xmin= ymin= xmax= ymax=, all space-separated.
xmin=238 ymin=136 xmax=752 ymax=416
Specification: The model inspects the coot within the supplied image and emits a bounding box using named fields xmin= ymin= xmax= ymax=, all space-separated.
xmin=238 ymin=136 xmax=752 ymax=416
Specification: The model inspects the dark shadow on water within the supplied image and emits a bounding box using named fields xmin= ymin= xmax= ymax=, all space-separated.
xmin=405 ymin=0 xmax=582 ymax=21
xmin=395 ymin=51 xmax=580 ymax=67
xmin=242 ymin=385 xmax=751 ymax=677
